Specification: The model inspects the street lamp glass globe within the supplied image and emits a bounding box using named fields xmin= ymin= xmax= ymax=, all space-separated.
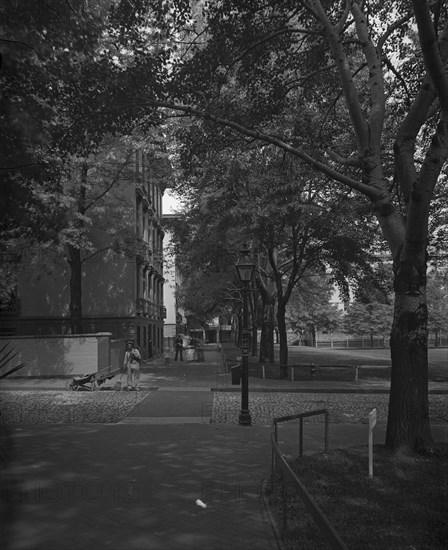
xmin=235 ymin=248 xmax=255 ymax=283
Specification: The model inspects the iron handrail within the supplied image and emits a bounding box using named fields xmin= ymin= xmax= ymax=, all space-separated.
xmin=274 ymin=408 xmax=329 ymax=457
xmin=270 ymin=429 xmax=348 ymax=549
xmin=270 ymin=409 xmax=348 ymax=549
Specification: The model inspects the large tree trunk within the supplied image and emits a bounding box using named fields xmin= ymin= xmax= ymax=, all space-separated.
xmin=69 ymin=244 xmax=83 ymax=334
xmin=277 ymin=299 xmax=288 ymax=375
xmin=387 ymin=302 xmax=431 ymax=452
xmin=259 ymin=300 xmax=275 ymax=363
xmin=386 ymin=250 xmax=432 ymax=452
xmin=310 ymin=324 xmax=316 ymax=347
xmin=254 ymin=256 xmax=276 ymax=363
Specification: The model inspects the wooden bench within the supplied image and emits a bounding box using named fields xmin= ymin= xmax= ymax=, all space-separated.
xmin=281 ymin=364 xmax=316 ymax=381
xmin=278 ymin=364 xmax=358 ymax=381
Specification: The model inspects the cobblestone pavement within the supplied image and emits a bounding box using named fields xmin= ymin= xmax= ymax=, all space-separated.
xmin=0 ymin=390 xmax=149 ymax=424
xmin=211 ymin=392 xmax=448 ymax=425
xmin=1 ymin=389 xmax=446 ymax=426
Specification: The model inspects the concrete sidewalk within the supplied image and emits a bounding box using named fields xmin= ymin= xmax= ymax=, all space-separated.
xmin=2 ymin=419 xmax=447 ymax=550
xmin=1 ymin=423 xmax=280 ymax=550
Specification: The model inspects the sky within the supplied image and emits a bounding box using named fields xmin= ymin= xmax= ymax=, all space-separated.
xmin=162 ymin=190 xmax=181 ymax=214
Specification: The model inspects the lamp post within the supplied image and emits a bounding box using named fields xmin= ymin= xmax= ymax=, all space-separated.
xmin=235 ymin=245 xmax=255 ymax=426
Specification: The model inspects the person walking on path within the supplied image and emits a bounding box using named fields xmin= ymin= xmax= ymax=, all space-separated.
xmin=174 ymin=334 xmax=184 ymax=361
xmin=123 ymin=340 xmax=141 ymax=390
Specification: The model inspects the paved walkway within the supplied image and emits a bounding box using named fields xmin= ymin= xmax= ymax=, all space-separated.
xmin=1 ymin=345 xmax=447 ymax=550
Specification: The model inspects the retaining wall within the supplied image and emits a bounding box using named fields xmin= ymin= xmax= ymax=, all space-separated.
xmin=0 ymin=333 xmax=114 ymax=377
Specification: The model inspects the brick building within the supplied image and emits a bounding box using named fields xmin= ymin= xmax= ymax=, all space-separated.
xmin=0 ymin=143 xmax=169 ymax=359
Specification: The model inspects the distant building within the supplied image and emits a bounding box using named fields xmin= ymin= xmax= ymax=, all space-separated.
xmin=0 ymin=144 xmax=169 ymax=359
xmin=162 ymin=213 xmax=186 ymax=350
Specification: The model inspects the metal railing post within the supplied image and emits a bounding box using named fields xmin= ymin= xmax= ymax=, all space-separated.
xmin=282 ymin=468 xmax=287 ymax=539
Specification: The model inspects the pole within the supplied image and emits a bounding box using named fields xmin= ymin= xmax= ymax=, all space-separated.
xmin=368 ymin=408 xmax=377 ymax=478
xmin=239 ymin=281 xmax=252 ymax=425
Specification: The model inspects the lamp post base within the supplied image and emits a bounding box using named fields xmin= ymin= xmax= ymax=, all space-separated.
xmin=239 ymin=410 xmax=252 ymax=426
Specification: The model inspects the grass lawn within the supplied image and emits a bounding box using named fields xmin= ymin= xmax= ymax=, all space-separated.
xmin=220 ymin=342 xmax=448 ymax=546
xmin=269 ymin=444 xmax=448 ymax=549
xmin=288 ymin=345 xmax=447 ymax=367
xmin=222 ymin=344 xmax=448 ymax=381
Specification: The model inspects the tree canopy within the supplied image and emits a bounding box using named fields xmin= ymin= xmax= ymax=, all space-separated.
xmin=3 ymin=0 xmax=448 ymax=452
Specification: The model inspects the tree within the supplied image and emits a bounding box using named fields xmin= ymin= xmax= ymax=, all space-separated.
xmin=1 ymin=0 xmax=118 ymax=303
xmin=111 ymin=0 xmax=447 ymax=452
xmin=344 ymin=302 xmax=394 ymax=346
xmin=248 ymin=164 xmax=372 ymax=367
xmin=163 ymin=196 xmax=245 ymax=328
xmin=177 ymin=269 xmax=237 ymax=326
xmin=171 ymin=118 xmax=375 ymax=366
xmin=60 ymin=135 xmax=140 ymax=333
xmin=286 ymin=275 xmax=343 ymax=347
xmin=255 ymin=252 xmax=277 ymax=363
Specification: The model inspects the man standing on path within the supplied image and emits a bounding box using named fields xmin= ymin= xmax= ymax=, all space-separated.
xmin=174 ymin=334 xmax=184 ymax=361
xmin=123 ymin=340 xmax=141 ymax=390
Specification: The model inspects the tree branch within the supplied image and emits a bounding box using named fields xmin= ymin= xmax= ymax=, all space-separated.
xmin=0 ymin=38 xmax=38 ymax=55
xmin=378 ymin=13 xmax=413 ymax=53
xmin=395 ymin=18 xmax=448 ymax=204
xmin=326 ymin=149 xmax=361 ymax=167
xmin=412 ymin=1 xmax=448 ymax=119
xmin=230 ymin=26 xmax=321 ymax=68
xmin=352 ymin=2 xmax=385 ymax=154
xmin=143 ymin=100 xmax=379 ymax=200
xmin=285 ymin=62 xmax=337 ymax=94
xmin=335 ymin=0 xmax=352 ymax=35
xmin=83 ymin=148 xmax=135 ymax=212
xmin=383 ymin=56 xmax=412 ymax=110
xmin=308 ymin=0 xmax=369 ymax=153
xmin=81 ymin=246 xmax=111 ymax=264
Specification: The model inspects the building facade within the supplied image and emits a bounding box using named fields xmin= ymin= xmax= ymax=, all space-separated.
xmin=0 ymin=143 xmax=168 ymax=359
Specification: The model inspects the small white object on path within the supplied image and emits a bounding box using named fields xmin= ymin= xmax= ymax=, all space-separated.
xmin=195 ymin=499 xmax=207 ymax=509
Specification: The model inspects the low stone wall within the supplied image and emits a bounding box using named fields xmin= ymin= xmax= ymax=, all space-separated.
xmin=0 ymin=333 xmax=113 ymax=377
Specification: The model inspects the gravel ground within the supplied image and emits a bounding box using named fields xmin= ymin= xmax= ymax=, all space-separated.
xmin=0 ymin=390 xmax=149 ymax=424
xmin=211 ymin=392 xmax=448 ymax=425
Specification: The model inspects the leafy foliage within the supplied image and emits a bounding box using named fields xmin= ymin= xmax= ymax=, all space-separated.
xmin=427 ymin=268 xmax=448 ymax=335
xmin=169 ymin=102 xmax=381 ymax=362
xmin=0 ymin=0 xmax=160 ymax=300
xmin=286 ymin=275 xmax=343 ymax=336
xmin=353 ymin=261 xmax=394 ymax=305
xmin=343 ymin=302 xmax=394 ymax=338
